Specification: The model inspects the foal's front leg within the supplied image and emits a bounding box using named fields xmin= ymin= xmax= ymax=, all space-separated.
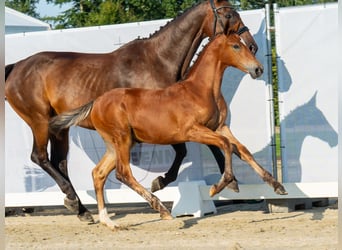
xmin=207 ymin=139 xmax=239 ymax=197
xmin=187 ymin=126 xmax=238 ymax=196
xmin=220 ymin=125 xmax=287 ymax=195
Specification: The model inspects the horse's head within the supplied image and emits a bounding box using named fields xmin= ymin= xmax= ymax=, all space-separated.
xmin=219 ymin=34 xmax=263 ymax=79
xmin=206 ymin=0 xmax=258 ymax=54
xmin=284 ymin=92 xmax=338 ymax=148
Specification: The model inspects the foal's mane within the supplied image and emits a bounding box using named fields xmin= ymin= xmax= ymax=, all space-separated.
xmin=182 ymin=34 xmax=224 ymax=77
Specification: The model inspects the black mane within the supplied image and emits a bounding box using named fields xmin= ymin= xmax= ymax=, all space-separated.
xmin=138 ymin=1 xmax=204 ymax=41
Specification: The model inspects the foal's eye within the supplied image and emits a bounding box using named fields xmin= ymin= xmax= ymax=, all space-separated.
xmin=233 ymin=44 xmax=240 ymax=50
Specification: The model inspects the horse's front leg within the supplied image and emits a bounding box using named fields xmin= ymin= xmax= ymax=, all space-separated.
xmin=220 ymin=125 xmax=287 ymax=195
xmin=151 ymin=143 xmax=187 ymax=192
xmin=208 ymin=145 xmax=225 ymax=173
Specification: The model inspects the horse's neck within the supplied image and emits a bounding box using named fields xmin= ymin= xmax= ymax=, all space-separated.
xmin=281 ymin=107 xmax=314 ymax=162
xmin=150 ymin=4 xmax=207 ymax=80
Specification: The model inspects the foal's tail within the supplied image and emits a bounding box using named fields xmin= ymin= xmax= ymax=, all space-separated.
xmin=49 ymin=101 xmax=94 ymax=137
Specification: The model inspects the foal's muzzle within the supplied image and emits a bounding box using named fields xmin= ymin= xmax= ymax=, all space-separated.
xmin=250 ymin=65 xmax=264 ymax=79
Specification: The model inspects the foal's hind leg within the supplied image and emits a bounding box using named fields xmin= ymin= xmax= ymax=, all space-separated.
xmin=92 ymin=148 xmax=119 ymax=229
xmin=115 ymin=139 xmax=172 ymax=220
xmin=93 ymin=141 xmax=172 ymax=230
xmin=151 ymin=143 xmax=187 ymax=192
xmin=220 ymin=125 xmax=287 ymax=195
xmin=49 ymin=130 xmax=94 ymax=222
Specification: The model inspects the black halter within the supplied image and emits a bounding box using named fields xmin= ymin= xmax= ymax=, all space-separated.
xmin=236 ymin=25 xmax=249 ymax=35
xmin=209 ymin=0 xmax=249 ymax=37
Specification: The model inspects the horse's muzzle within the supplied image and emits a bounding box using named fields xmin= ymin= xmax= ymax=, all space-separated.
xmin=250 ymin=65 xmax=264 ymax=79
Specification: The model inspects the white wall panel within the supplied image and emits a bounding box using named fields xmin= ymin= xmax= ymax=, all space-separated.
xmin=275 ymin=3 xmax=338 ymax=182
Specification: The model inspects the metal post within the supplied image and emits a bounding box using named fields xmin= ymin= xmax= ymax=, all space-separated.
xmin=272 ymin=3 xmax=286 ymax=183
xmin=265 ymin=3 xmax=278 ymax=180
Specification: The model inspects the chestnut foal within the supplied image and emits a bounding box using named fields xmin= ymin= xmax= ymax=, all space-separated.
xmin=50 ymin=34 xmax=287 ymax=229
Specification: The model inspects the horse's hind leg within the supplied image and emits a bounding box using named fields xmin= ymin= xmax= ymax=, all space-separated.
xmin=151 ymin=143 xmax=187 ymax=192
xmin=30 ymin=122 xmax=94 ymax=219
xmin=31 ymin=142 xmax=75 ymax=200
xmin=220 ymin=125 xmax=287 ymax=195
xmin=49 ymin=130 xmax=94 ymax=222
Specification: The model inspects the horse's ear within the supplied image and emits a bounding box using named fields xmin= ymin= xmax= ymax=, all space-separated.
xmin=308 ymin=91 xmax=318 ymax=106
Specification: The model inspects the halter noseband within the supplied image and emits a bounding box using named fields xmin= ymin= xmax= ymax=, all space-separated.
xmin=209 ymin=0 xmax=249 ymax=37
xmin=236 ymin=26 xmax=249 ymax=35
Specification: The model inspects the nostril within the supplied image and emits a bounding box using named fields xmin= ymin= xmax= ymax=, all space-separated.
xmin=255 ymin=67 xmax=263 ymax=76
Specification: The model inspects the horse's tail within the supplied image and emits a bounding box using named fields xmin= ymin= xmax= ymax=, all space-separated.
xmin=5 ymin=63 xmax=15 ymax=81
xmin=49 ymin=101 xmax=94 ymax=137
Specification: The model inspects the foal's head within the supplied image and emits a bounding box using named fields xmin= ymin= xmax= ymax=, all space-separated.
xmin=220 ymin=33 xmax=263 ymax=79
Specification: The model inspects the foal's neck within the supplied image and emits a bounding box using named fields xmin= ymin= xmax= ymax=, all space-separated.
xmin=186 ymin=38 xmax=227 ymax=97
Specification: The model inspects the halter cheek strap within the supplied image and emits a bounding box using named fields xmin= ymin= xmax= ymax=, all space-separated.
xmin=209 ymin=0 xmax=249 ymax=37
xmin=210 ymin=0 xmax=228 ymax=36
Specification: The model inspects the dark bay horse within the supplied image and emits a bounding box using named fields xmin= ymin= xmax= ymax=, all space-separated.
xmin=49 ymin=34 xmax=287 ymax=229
xmin=5 ymin=0 xmax=258 ymax=222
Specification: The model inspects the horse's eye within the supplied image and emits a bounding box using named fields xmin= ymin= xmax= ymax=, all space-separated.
xmin=233 ymin=44 xmax=240 ymax=50
xmin=226 ymin=13 xmax=232 ymax=19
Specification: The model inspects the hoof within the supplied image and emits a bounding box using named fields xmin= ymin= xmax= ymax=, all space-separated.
xmin=99 ymin=208 xmax=119 ymax=230
xmin=160 ymin=210 xmax=173 ymax=220
xmin=209 ymin=185 xmax=218 ymax=197
xmin=151 ymin=176 xmax=165 ymax=193
xmin=102 ymin=221 xmax=120 ymax=231
xmin=275 ymin=184 xmax=288 ymax=195
xmin=226 ymin=179 xmax=239 ymax=193
xmin=64 ymin=197 xmax=79 ymax=213
xmin=78 ymin=211 xmax=95 ymax=223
